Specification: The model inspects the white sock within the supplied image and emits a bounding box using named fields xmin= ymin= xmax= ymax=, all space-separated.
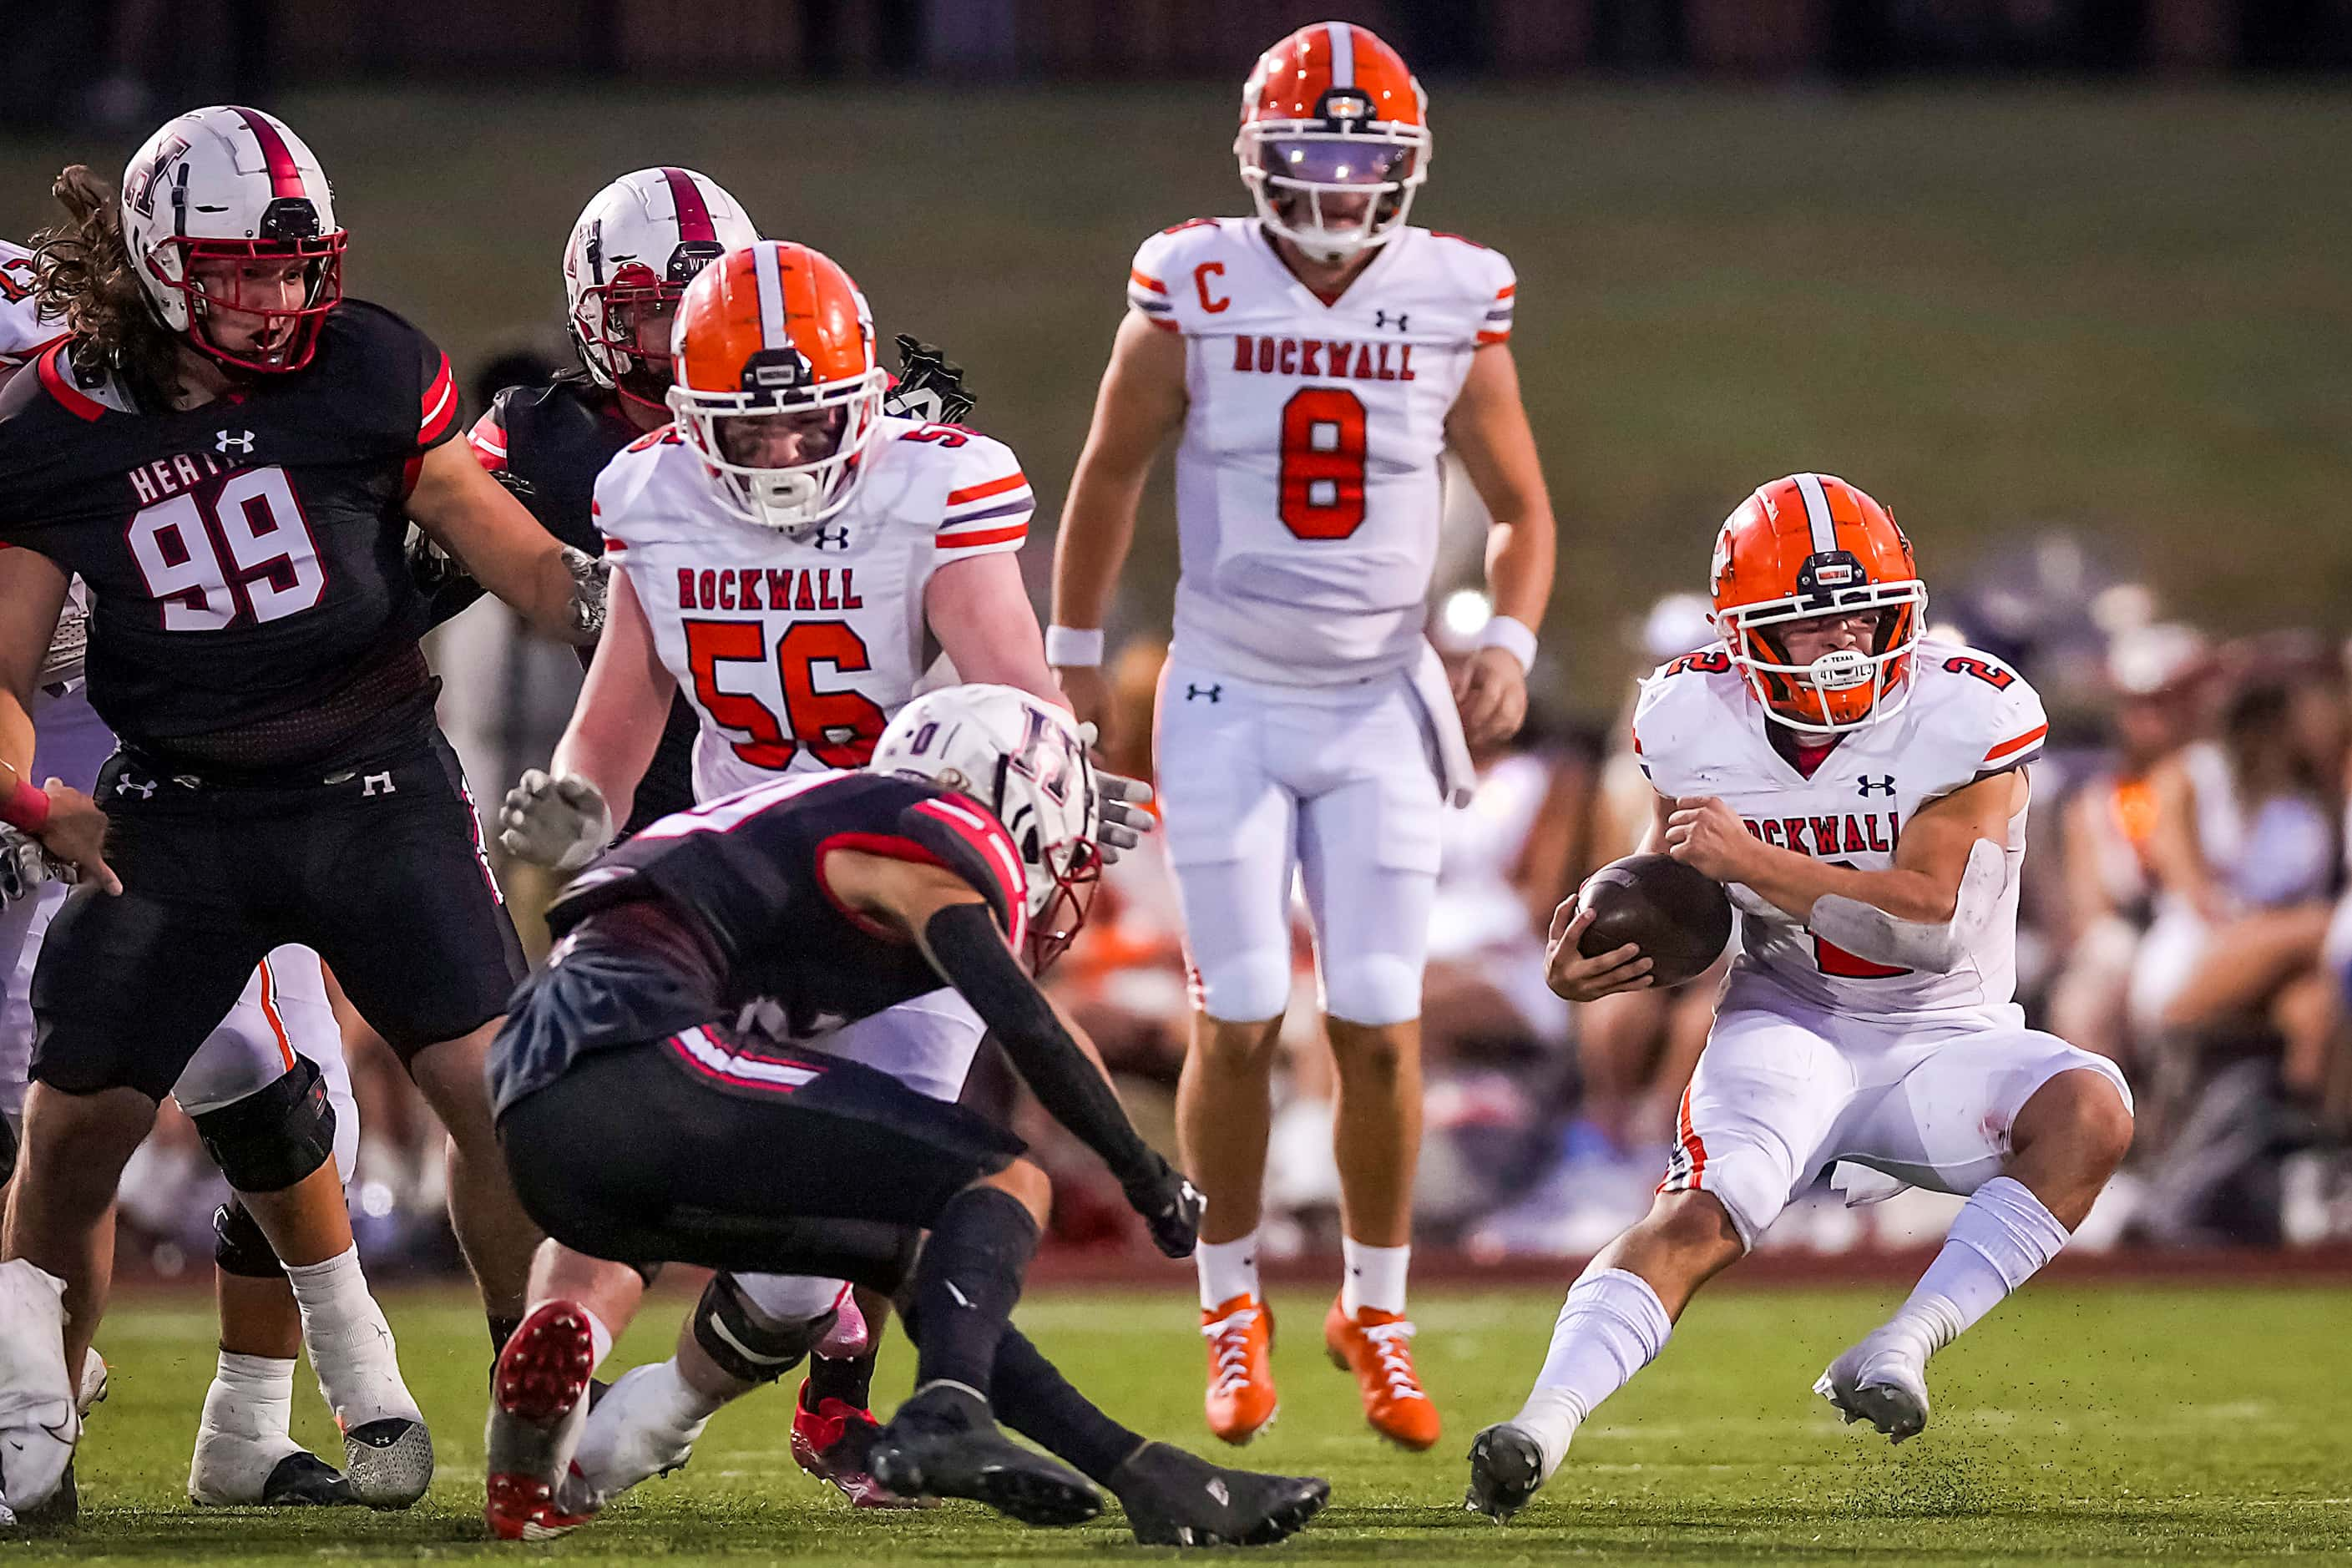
xmin=584 ymin=1308 xmax=615 ymax=1375
xmin=1341 ymin=1238 xmax=1410 ymax=1317
xmin=199 ymin=1352 xmax=299 ymax=1445
xmin=1514 ymin=1266 xmax=1672 ymax=1479
xmin=282 ymin=1245 xmax=421 ymax=1428
xmin=1196 ymin=1232 xmax=1261 ymax=1312
xmin=1876 ymin=1176 xmax=2071 ymax=1360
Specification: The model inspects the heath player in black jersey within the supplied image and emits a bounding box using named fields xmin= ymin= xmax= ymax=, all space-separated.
xmin=0 ymin=109 xmax=603 ymax=1414
xmin=449 ymin=167 xmax=978 ymax=839
xmin=481 ymin=685 xmax=1325 ymax=1548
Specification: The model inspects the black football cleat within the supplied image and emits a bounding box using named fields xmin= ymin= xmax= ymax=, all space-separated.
xmin=1108 ymin=1440 xmax=1330 ymax=1547
xmin=260 ymin=1451 xmax=355 ymax=1506
xmin=867 ymin=1383 xmax=1100 ymax=1528
xmin=1464 ymin=1422 xmax=1547 ymax=1523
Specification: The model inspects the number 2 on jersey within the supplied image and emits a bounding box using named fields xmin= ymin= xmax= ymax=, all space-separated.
xmin=683 ymin=620 xmax=889 ymax=771
xmin=126 ymin=467 xmax=326 ymax=631
xmin=1277 ymin=388 xmax=1368 ymax=540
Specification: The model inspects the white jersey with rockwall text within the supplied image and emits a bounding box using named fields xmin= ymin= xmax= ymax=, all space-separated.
xmin=1127 ymin=217 xmax=1515 ymax=685
xmin=1632 ymin=639 xmax=2049 ymax=1023
xmin=0 ymin=239 xmax=61 ymax=369
xmin=594 ymin=414 xmax=1033 ymax=801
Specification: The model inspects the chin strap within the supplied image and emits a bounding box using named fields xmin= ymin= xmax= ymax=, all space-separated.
xmin=1807 ymin=837 xmax=2006 ymax=975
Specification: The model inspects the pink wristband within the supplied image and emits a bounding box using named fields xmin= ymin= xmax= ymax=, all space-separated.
xmin=2 ymin=779 xmax=48 ymax=834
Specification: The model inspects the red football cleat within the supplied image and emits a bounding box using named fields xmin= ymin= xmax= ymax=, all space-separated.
xmin=484 ymin=1301 xmax=599 ymax=1540
xmin=791 ymin=1379 xmax=930 ymax=1509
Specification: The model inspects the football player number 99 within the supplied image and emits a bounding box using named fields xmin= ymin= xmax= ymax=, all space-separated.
xmin=1277 ymin=387 xmax=1368 ymax=540
xmin=126 ymin=466 xmax=327 ymax=630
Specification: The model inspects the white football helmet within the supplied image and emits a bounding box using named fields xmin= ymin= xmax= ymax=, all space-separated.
xmin=564 ymin=167 xmax=757 ymax=408
xmin=870 ymin=685 xmax=1100 ymax=968
xmin=118 ymin=106 xmax=344 ymax=373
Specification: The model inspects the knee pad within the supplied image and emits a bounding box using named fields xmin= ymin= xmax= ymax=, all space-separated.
xmin=190 ymin=1056 xmax=336 ymax=1195
xmin=212 ymin=1198 xmax=284 ymax=1279
xmin=1321 ymin=954 xmax=1423 ymax=1029
xmin=692 ymin=1272 xmax=829 ymax=1387
xmin=1191 ymin=948 xmax=1291 ymax=1024
xmin=729 ymin=1272 xmax=851 ymax=1325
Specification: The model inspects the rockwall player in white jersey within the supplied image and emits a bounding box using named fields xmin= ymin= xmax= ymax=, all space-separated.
xmin=1050 ymin=20 xmax=1556 ymax=1449
xmin=1464 ymin=473 xmax=2136 ymax=1523
xmin=0 ymin=240 xmax=425 ymax=1512
xmin=491 ymin=239 xmax=1123 ymax=1525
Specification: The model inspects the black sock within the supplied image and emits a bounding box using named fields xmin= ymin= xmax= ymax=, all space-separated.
xmin=807 ymin=1347 xmax=878 ymax=1411
xmin=907 ymin=1186 xmax=1038 ymax=1398
xmin=990 ymin=1326 xmax=1147 ymax=1485
xmin=488 ymin=1313 xmax=522 ymax=1356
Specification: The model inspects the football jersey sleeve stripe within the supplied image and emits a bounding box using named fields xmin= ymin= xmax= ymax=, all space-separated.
xmin=1475 ymin=329 xmax=1510 ymax=345
xmin=938 ymin=498 xmax=1033 ymax=531
xmin=937 ymin=523 xmax=1029 ymax=553
xmin=419 ymin=355 xmax=458 ymax=443
xmin=1982 ymin=723 xmax=2048 ymax=764
xmin=1495 ymin=283 xmax=1516 ymax=300
xmin=1141 ymin=315 xmax=1180 ymax=333
xmin=945 ymin=471 xmax=1028 ymax=508
xmin=1129 ymin=268 xmax=1168 ymax=294
xmin=465 ymin=410 xmax=508 ymax=471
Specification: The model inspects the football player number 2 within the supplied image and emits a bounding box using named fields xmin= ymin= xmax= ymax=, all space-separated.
xmin=127 ymin=467 xmax=326 ymax=631
xmin=684 ymin=620 xmax=888 ymax=770
xmin=1277 ymin=388 xmax=1368 ymax=540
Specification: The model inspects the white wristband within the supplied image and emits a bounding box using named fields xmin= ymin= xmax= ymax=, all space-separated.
xmin=1478 ymin=615 xmax=1539 ymax=675
xmin=1045 ymin=625 xmax=1105 ymax=668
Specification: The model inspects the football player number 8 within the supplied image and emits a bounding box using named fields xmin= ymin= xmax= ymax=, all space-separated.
xmin=127 ymin=467 xmax=326 ymax=631
xmin=1277 ymin=388 xmax=1368 ymax=540
xmin=684 ymin=620 xmax=890 ymax=771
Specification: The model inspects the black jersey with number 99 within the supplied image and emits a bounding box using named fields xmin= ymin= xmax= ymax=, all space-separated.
xmin=0 ymin=300 xmax=461 ymax=775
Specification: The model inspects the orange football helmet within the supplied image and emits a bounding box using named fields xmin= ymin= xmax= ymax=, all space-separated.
xmin=1236 ymin=22 xmax=1430 ymax=264
xmin=666 ymin=240 xmax=888 ymax=535
xmin=1709 ymin=473 xmax=1926 ymax=733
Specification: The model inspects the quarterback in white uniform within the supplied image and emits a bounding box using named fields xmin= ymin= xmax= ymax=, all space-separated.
xmin=1465 ymin=473 xmax=2135 ymax=1522
xmin=1050 ymin=20 xmax=1556 ymax=1448
xmin=0 ymin=238 xmax=422 ymax=1510
xmin=492 ymin=240 xmax=1100 ymax=1525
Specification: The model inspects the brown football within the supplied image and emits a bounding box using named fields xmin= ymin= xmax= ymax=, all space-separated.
xmin=1575 ymin=852 xmax=1734 ymax=988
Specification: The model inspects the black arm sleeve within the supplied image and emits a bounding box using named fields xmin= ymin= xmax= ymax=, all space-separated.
xmin=919 ymin=900 xmax=1156 ymax=1185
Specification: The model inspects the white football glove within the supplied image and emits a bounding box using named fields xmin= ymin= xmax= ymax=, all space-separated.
xmin=0 ymin=826 xmax=75 ymax=908
xmin=1077 ymin=721 xmax=1155 ymax=867
xmin=498 ymin=770 xmax=613 ymax=872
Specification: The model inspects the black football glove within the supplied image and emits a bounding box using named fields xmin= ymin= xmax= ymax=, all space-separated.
xmin=883 ymin=335 xmax=976 ymax=426
xmin=1122 ymin=1157 xmax=1206 ymax=1259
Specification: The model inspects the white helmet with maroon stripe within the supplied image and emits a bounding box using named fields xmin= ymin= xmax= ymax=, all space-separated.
xmin=119 ymin=105 xmax=345 ymax=373
xmin=564 ymin=168 xmax=758 ymax=407
xmin=871 ymin=685 xmax=1101 ymax=970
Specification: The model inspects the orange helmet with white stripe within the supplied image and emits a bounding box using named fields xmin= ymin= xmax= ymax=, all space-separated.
xmin=1236 ymin=21 xmax=1430 ymax=265
xmin=666 ymin=240 xmax=888 ymax=536
xmin=1710 ymin=473 xmax=1926 ymax=733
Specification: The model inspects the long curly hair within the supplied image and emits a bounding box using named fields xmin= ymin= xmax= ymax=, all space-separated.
xmin=31 ymin=164 xmax=185 ymax=408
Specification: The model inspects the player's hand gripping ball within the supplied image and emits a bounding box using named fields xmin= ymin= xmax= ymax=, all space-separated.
xmin=1546 ymin=852 xmax=1732 ymax=1001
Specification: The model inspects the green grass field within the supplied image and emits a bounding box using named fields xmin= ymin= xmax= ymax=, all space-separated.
xmin=25 ymin=1280 xmax=2349 ymax=1564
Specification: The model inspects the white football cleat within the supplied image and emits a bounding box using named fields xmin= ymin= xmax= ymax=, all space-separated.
xmin=1814 ymin=1333 xmax=1931 ymax=1444
xmin=569 ymin=1363 xmax=708 ymax=1505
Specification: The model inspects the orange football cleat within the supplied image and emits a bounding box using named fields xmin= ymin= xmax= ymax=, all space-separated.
xmin=1323 ymin=1297 xmax=1440 ymax=1449
xmin=1200 ymin=1294 xmax=1279 ymax=1445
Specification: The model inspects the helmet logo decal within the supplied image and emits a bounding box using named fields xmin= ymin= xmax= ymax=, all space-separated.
xmin=129 ymin=134 xmax=190 ymax=220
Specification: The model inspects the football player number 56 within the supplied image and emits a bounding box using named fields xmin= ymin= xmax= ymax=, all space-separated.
xmin=684 ymin=620 xmax=889 ymax=771
xmin=127 ymin=467 xmax=326 ymax=630
xmin=1277 ymin=388 xmax=1368 ymax=540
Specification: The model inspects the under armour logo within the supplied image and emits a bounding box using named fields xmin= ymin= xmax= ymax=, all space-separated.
xmin=1857 ymin=775 xmax=1896 ymax=797
xmin=215 ymin=429 xmax=255 ymax=456
xmin=114 ymin=773 xmax=155 ymax=800
xmin=1186 ymin=683 xmax=1222 ymax=703
xmin=1374 ymin=309 xmax=1409 ymax=331
xmin=362 ymin=771 xmax=395 ymax=797
xmin=808 ymin=524 xmax=851 ymax=552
